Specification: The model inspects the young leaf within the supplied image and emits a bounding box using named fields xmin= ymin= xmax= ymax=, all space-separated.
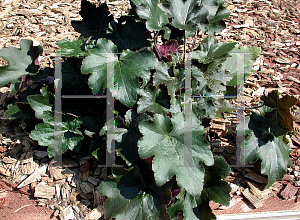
xmin=1 ymin=104 xmax=22 ymax=120
xmin=99 ymin=166 xmax=171 ymax=220
xmin=155 ymin=39 xmax=179 ymax=59
xmin=238 ymin=114 xmax=293 ymax=189
xmin=107 ymin=16 xmax=151 ymax=52
xmin=71 ymin=0 xmax=113 ymax=39
xmin=153 ymin=62 xmax=182 ymax=103
xmin=138 ymin=112 xmax=214 ymax=196
xmin=56 ymin=39 xmax=88 ymax=57
xmin=0 ymin=39 xmax=42 ymax=88
xmin=81 ymin=39 xmax=158 ymax=107
xmin=196 ymin=0 xmax=230 ymax=35
xmin=192 ymin=64 xmax=232 ymax=94
xmin=131 ymin=0 xmax=169 ymax=31
xmin=261 ymin=90 xmax=297 ymax=136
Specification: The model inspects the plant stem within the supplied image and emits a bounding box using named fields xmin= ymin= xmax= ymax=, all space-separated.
xmin=183 ymin=30 xmax=186 ymax=61
xmin=153 ymin=31 xmax=162 ymax=60
xmin=191 ymin=28 xmax=198 ymax=51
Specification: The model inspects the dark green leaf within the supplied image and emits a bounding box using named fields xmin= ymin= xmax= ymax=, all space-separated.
xmin=107 ymin=16 xmax=151 ymax=52
xmin=137 ymin=86 xmax=180 ymax=114
xmin=153 ymin=62 xmax=182 ymax=103
xmin=56 ymin=39 xmax=88 ymax=57
xmin=99 ymin=166 xmax=171 ymax=220
xmin=167 ymin=190 xmax=199 ymax=220
xmin=239 ymin=114 xmax=293 ymax=189
xmin=199 ymin=0 xmax=230 ymax=35
xmin=163 ymin=0 xmax=200 ymax=32
xmin=30 ymin=112 xmax=84 ymax=158
xmin=81 ymin=39 xmax=158 ymax=107
xmin=27 ymin=87 xmax=53 ymax=119
xmin=131 ymin=0 xmax=169 ymax=31
xmin=138 ymin=112 xmax=214 ymax=196
xmin=71 ymin=0 xmax=113 ymax=39
xmin=100 ymin=110 xmax=150 ymax=165
xmin=0 ymin=39 xmax=42 ymax=88
xmin=190 ymin=36 xmax=236 ymax=64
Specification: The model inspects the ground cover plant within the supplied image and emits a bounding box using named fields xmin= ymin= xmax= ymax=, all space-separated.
xmin=0 ymin=0 xmax=298 ymax=219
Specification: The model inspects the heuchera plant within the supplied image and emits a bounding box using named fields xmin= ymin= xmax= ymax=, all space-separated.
xmin=0 ymin=0 xmax=298 ymax=219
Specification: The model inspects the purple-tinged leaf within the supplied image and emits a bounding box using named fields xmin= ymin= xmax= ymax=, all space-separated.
xmin=34 ymin=77 xmax=54 ymax=85
xmin=157 ymin=40 xmax=179 ymax=58
xmin=171 ymin=183 xmax=181 ymax=199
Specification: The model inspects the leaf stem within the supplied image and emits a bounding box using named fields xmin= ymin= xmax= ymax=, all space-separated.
xmin=153 ymin=31 xmax=162 ymax=60
xmin=183 ymin=30 xmax=186 ymax=61
xmin=191 ymin=28 xmax=198 ymax=51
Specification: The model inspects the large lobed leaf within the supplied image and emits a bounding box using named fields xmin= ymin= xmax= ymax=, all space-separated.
xmin=138 ymin=112 xmax=214 ymax=196
xmin=131 ymin=0 xmax=229 ymax=35
xmin=71 ymin=0 xmax=113 ymax=39
xmin=0 ymin=39 xmax=42 ymax=88
xmin=238 ymin=113 xmax=293 ymax=189
xmin=131 ymin=0 xmax=169 ymax=31
xmin=81 ymin=39 xmax=158 ymax=107
xmin=168 ymin=156 xmax=231 ymax=220
xmin=107 ymin=16 xmax=151 ymax=52
xmin=99 ymin=166 xmax=171 ymax=220
xmin=165 ymin=0 xmax=200 ymax=32
xmin=261 ymin=90 xmax=298 ymax=136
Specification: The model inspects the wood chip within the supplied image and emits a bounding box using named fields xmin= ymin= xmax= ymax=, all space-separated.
xmin=275 ymin=56 xmax=291 ymax=64
xmin=87 ymin=176 xmax=100 ymax=186
xmin=242 ymin=188 xmax=263 ymax=208
xmin=287 ymin=76 xmax=300 ymax=84
xmin=80 ymin=182 xmax=93 ymax=194
xmin=59 ymin=205 xmax=76 ymax=220
xmin=49 ymin=166 xmax=67 ymax=180
xmin=85 ymin=206 xmax=105 ymax=220
xmin=17 ymin=164 xmax=47 ymax=188
xmin=247 ymin=181 xmax=262 ymax=198
xmin=280 ymin=183 xmax=298 ymax=200
xmin=244 ymin=172 xmax=268 ymax=184
xmin=34 ymin=182 xmax=55 ymax=199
